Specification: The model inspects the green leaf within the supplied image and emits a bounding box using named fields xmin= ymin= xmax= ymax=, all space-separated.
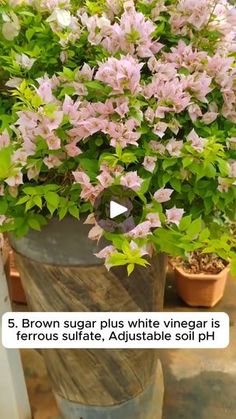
xmin=205 ymin=163 xmax=216 ymax=178
xmin=28 ymin=218 xmax=41 ymax=231
xmin=68 ymin=205 xmax=80 ymax=219
xmin=25 ymin=28 xmax=35 ymax=42
xmin=199 ymin=228 xmax=210 ymax=242
xmin=120 ymin=152 xmax=137 ymax=164
xmin=79 ymin=158 xmax=98 ymax=180
xmin=179 ymin=215 xmax=192 ymax=232
xmin=58 ymin=206 xmax=68 ymax=220
xmin=16 ymin=196 xmax=30 ymax=206
xmin=100 ymin=153 xmax=118 ymax=167
xmin=163 ymin=159 xmax=177 ymax=170
xmin=183 ymin=157 xmax=193 ymax=168
xmin=139 ymin=178 xmax=151 ymax=194
xmin=127 ymin=263 xmax=135 ymax=276
xmin=31 ymin=94 xmax=43 ymax=108
xmin=0 ymin=199 xmax=8 ymax=214
xmin=85 ymin=80 xmax=106 ymax=90
xmin=108 ymin=253 xmax=128 ymax=266
xmin=23 ymin=186 xmax=38 ymax=195
xmin=217 ymin=158 xmax=230 ymax=177
xmin=33 ymin=195 xmax=42 ymax=209
xmin=170 ymin=178 xmax=181 ymax=192
xmin=230 ymin=256 xmax=236 ymax=276
xmin=186 ymin=218 xmax=202 ymax=239
xmin=45 ymin=192 xmax=59 ymax=213
xmin=0 ymin=147 xmax=12 ymax=180
xmin=25 ymin=198 xmax=36 ymax=212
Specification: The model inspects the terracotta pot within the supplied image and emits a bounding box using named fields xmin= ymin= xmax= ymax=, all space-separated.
xmin=174 ymin=265 xmax=230 ymax=307
xmin=9 ymin=217 xmax=167 ymax=419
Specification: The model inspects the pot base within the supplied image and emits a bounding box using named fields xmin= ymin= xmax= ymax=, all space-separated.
xmin=178 ymin=292 xmax=224 ymax=308
xmin=55 ymin=361 xmax=164 ymax=419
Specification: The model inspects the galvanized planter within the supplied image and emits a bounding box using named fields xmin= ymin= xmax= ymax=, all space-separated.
xmin=10 ymin=217 xmax=166 ymax=419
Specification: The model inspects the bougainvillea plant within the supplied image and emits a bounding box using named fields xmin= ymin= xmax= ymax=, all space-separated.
xmin=0 ymin=0 xmax=236 ymax=274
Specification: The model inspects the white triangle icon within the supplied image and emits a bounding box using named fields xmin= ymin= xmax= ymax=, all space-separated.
xmin=110 ymin=201 xmax=128 ymax=219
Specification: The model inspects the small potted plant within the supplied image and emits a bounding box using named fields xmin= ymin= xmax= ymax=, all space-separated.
xmin=173 ymin=252 xmax=230 ymax=307
xmin=0 ymin=1 xmax=236 ymax=418
xmin=170 ymin=221 xmax=236 ymax=307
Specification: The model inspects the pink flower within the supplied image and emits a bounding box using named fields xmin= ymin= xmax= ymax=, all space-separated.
xmin=40 ymin=0 xmax=71 ymax=12
xmin=12 ymin=149 xmax=28 ymax=165
xmin=65 ymin=142 xmax=82 ymax=157
xmin=146 ymin=212 xmax=161 ymax=228
xmin=120 ymin=171 xmax=143 ymax=191
xmin=16 ymin=110 xmax=39 ymax=130
xmin=104 ymin=120 xmax=141 ymax=148
xmin=129 ymin=240 xmax=149 ymax=257
xmin=128 ymin=221 xmax=152 ymax=238
xmin=94 ymin=245 xmax=116 ymax=259
xmin=5 ymin=171 xmax=23 ymax=187
xmin=149 ymin=141 xmax=165 ymax=154
xmin=118 ymin=7 xmax=156 ymax=57
xmin=144 ymin=77 xmax=190 ymax=114
xmin=73 ymin=171 xmax=91 ymax=186
xmin=6 ymin=77 xmax=23 ymax=88
xmin=77 ymin=63 xmax=94 ymax=82
xmin=81 ymin=185 xmax=102 ymax=204
xmin=88 ymin=224 xmax=103 ymax=241
xmin=188 ymin=104 xmax=202 ymax=122
xmin=84 ymin=213 xmax=96 ymax=225
xmin=36 ymin=76 xmax=55 ymax=103
xmin=27 ymin=165 xmax=40 ymax=180
xmin=0 ymin=185 xmax=5 ymax=196
xmin=43 ymin=111 xmax=64 ymax=132
xmin=154 ymin=188 xmax=173 ymax=203
xmin=43 ymin=155 xmax=62 ymax=169
xmin=229 ymin=161 xmax=236 ymax=178
xmin=46 ymin=133 xmax=61 ymax=150
xmin=0 ymin=215 xmax=6 ymax=226
xmin=95 ymin=56 xmax=143 ymax=95
xmin=143 ymin=156 xmax=157 ymax=173
xmin=97 ymin=171 xmax=114 ymax=188
xmin=217 ymin=177 xmax=229 ymax=193
xmin=187 ymin=129 xmax=205 ymax=152
xmin=153 ymin=122 xmax=168 ymax=138
xmin=166 ymin=207 xmax=184 ymax=226
xmin=145 ymin=107 xmax=155 ymax=123
xmin=60 ymin=51 xmax=68 ymax=63
xmin=0 ymin=129 xmax=10 ymax=148
xmin=15 ymin=53 xmax=36 ymax=70
xmin=166 ymin=139 xmax=183 ymax=156
xmin=182 ymin=73 xmax=212 ymax=103
xmin=202 ymin=112 xmax=218 ymax=125
xmin=62 ymin=96 xmax=80 ymax=122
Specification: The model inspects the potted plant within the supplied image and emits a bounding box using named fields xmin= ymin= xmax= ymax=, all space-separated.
xmin=173 ymin=251 xmax=230 ymax=307
xmin=172 ymin=222 xmax=236 ymax=307
xmin=0 ymin=0 xmax=236 ymax=418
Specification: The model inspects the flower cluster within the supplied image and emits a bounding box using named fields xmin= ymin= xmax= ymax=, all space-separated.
xmin=0 ymin=0 xmax=236 ymax=273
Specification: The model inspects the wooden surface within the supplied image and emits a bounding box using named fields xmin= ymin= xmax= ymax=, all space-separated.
xmin=15 ymin=252 xmax=166 ymax=406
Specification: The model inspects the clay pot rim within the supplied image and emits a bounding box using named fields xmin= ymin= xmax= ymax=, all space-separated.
xmin=174 ymin=264 xmax=230 ymax=281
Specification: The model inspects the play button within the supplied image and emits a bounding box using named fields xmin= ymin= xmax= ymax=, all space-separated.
xmin=94 ymin=185 xmax=142 ymax=233
xmin=110 ymin=201 xmax=128 ymax=219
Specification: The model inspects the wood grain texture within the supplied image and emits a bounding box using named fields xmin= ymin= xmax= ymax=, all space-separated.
xmin=15 ymin=252 xmax=166 ymax=406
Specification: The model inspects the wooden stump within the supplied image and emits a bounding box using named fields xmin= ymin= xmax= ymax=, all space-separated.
xmin=10 ymin=217 xmax=166 ymax=419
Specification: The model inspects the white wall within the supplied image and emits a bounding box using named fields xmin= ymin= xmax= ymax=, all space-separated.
xmin=0 ymin=255 xmax=31 ymax=419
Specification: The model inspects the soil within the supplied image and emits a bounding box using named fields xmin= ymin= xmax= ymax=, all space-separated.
xmin=172 ymin=252 xmax=228 ymax=275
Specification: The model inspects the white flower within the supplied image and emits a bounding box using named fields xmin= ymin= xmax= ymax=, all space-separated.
xmin=47 ymin=9 xmax=72 ymax=28
xmin=15 ymin=53 xmax=36 ymax=70
xmin=2 ymin=12 xmax=20 ymax=40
